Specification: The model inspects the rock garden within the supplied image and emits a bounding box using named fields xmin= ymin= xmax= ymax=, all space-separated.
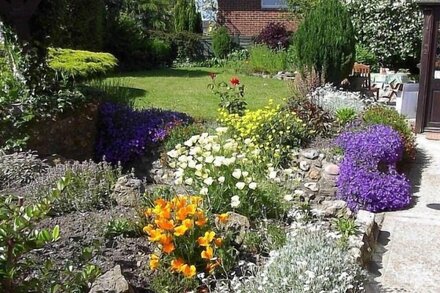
xmin=0 ymin=0 xmax=421 ymax=292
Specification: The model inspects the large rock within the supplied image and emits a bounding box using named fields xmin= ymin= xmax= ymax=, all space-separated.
xmin=111 ymin=176 xmax=144 ymax=207
xmin=215 ymin=212 xmax=250 ymax=245
xmin=90 ymin=265 xmax=134 ymax=293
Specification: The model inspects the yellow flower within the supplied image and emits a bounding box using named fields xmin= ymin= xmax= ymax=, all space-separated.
xmin=174 ymin=220 xmax=192 ymax=237
xmin=181 ymin=264 xmax=196 ymax=278
xmin=201 ymin=246 xmax=214 ymax=260
xmin=197 ymin=231 xmax=216 ymax=247
xmin=153 ymin=203 xmax=171 ymax=219
xmin=147 ymin=228 xmax=165 ymax=242
xmin=149 ymin=254 xmax=160 ymax=270
xmin=217 ymin=213 xmax=229 ymax=224
xmin=190 ymin=196 xmax=203 ymax=205
xmin=171 ymin=257 xmax=186 ymax=272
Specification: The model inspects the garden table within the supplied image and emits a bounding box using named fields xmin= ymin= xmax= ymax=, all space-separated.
xmin=371 ymin=72 xmax=410 ymax=85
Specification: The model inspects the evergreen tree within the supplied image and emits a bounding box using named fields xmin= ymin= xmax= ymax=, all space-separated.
xmin=293 ymin=0 xmax=355 ymax=84
xmin=174 ymin=0 xmax=202 ymax=33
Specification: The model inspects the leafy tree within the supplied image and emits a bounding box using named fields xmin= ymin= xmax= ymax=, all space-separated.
xmin=345 ymin=0 xmax=422 ymax=70
xmin=293 ymin=0 xmax=356 ymax=84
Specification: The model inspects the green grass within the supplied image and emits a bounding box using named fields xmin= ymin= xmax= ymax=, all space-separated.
xmin=104 ymin=67 xmax=290 ymax=120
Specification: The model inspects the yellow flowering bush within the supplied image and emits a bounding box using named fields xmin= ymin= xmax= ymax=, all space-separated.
xmin=218 ymin=100 xmax=306 ymax=160
xmin=144 ymin=195 xmax=232 ymax=279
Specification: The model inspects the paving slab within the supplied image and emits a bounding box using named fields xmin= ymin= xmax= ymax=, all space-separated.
xmin=368 ymin=135 xmax=440 ymax=293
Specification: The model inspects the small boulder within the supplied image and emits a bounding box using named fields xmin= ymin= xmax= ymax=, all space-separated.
xmin=324 ymin=163 xmax=340 ymax=176
xmin=111 ymin=176 xmax=144 ymax=207
xmin=90 ymin=265 xmax=134 ymax=293
xmin=304 ymin=182 xmax=319 ymax=192
xmin=307 ymin=167 xmax=321 ymax=181
xmin=301 ymin=149 xmax=319 ymax=160
xmin=299 ymin=161 xmax=311 ymax=171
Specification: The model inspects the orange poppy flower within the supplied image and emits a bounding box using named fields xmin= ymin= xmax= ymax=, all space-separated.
xmin=155 ymin=218 xmax=174 ymax=231
xmin=195 ymin=213 xmax=207 ymax=227
xmin=185 ymin=204 xmax=197 ymax=216
xmin=176 ymin=207 xmax=189 ymax=221
xmin=171 ymin=258 xmax=186 ymax=272
xmin=160 ymin=235 xmax=175 ymax=254
xmin=217 ymin=213 xmax=229 ymax=223
xmin=214 ymin=237 xmax=223 ymax=247
xmin=154 ymin=198 xmax=168 ymax=207
xmin=201 ymin=246 xmax=213 ymax=260
xmin=172 ymin=196 xmax=187 ymax=209
xmin=181 ymin=264 xmax=196 ymax=278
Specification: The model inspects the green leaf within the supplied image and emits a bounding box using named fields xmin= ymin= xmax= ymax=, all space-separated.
xmin=52 ymin=225 xmax=60 ymax=241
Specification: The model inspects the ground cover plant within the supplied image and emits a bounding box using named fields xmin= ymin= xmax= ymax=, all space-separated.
xmin=336 ymin=124 xmax=411 ymax=212
xmin=96 ymin=102 xmax=192 ymax=165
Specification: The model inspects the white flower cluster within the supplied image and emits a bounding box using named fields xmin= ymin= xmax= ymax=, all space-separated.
xmin=167 ymin=129 xmax=265 ymax=211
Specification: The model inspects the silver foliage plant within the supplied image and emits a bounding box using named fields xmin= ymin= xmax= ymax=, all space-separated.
xmin=0 ymin=151 xmax=48 ymax=190
xmin=308 ymin=84 xmax=366 ymax=114
xmin=235 ymin=227 xmax=366 ymax=293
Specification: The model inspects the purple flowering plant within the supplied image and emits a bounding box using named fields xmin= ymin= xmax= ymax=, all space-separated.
xmin=95 ymin=102 xmax=192 ymax=165
xmin=336 ymin=125 xmax=411 ymax=212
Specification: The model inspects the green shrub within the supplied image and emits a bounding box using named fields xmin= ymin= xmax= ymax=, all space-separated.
xmin=20 ymin=160 xmax=121 ymax=214
xmin=293 ymin=0 xmax=356 ymax=84
xmin=237 ymin=227 xmax=366 ymax=292
xmin=48 ymin=48 xmax=117 ymax=81
xmin=212 ymin=27 xmax=232 ymax=58
xmin=0 ymin=179 xmax=65 ymax=292
xmin=363 ymin=106 xmax=416 ymax=160
xmin=149 ymin=38 xmax=173 ymax=66
xmin=355 ymin=44 xmax=378 ymax=69
xmin=172 ymin=31 xmax=204 ymax=62
xmin=335 ymin=107 xmax=358 ymax=126
xmin=248 ymin=45 xmax=287 ymax=74
xmin=104 ymin=218 xmax=139 ymax=239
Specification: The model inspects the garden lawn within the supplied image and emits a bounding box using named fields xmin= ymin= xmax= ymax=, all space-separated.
xmin=105 ymin=67 xmax=290 ymax=120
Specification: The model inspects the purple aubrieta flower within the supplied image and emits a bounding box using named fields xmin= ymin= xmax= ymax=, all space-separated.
xmin=335 ymin=124 xmax=411 ymax=212
xmin=95 ymin=102 xmax=192 ymax=165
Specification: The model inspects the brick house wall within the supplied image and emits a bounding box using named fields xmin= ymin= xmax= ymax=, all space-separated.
xmin=217 ymin=0 xmax=297 ymax=37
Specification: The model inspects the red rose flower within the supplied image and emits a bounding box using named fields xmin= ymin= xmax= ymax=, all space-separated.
xmin=230 ymin=77 xmax=240 ymax=86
